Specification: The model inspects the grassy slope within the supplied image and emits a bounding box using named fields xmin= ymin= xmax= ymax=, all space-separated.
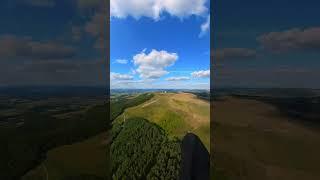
xmin=115 ymin=93 xmax=210 ymax=150
xmin=23 ymin=132 xmax=109 ymax=180
xmin=212 ymin=97 xmax=320 ymax=180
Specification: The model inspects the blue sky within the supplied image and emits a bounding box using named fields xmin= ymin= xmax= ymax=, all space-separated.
xmin=110 ymin=0 xmax=210 ymax=89
xmin=213 ymin=0 xmax=320 ymax=88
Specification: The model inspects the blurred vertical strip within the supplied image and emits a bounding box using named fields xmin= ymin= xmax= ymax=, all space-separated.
xmin=210 ymin=0 xmax=214 ymax=179
xmin=103 ymin=0 xmax=111 ymax=178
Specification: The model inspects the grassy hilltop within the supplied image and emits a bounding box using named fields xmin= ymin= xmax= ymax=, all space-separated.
xmin=114 ymin=92 xmax=210 ymax=150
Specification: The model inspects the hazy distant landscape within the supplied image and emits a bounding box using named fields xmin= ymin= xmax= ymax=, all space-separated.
xmin=212 ymin=88 xmax=320 ymax=180
xmin=110 ymin=89 xmax=210 ymax=179
xmin=0 ymin=87 xmax=108 ymax=180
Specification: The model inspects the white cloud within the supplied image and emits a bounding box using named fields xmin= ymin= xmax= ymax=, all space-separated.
xmin=166 ymin=76 xmax=190 ymax=81
xmin=258 ymin=27 xmax=320 ymax=52
xmin=130 ymin=68 xmax=137 ymax=75
xmin=111 ymin=72 xmax=134 ymax=80
xmin=155 ymin=81 xmax=209 ymax=89
xmin=133 ymin=49 xmax=178 ymax=79
xmin=199 ymin=15 xmax=210 ymax=37
xmin=111 ymin=79 xmax=155 ymax=89
xmin=191 ymin=70 xmax=210 ymax=78
xmin=115 ymin=59 xmax=128 ymax=64
xmin=111 ymin=0 xmax=208 ymax=20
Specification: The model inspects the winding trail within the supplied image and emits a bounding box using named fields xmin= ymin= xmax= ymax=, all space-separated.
xmin=142 ymin=99 xmax=158 ymax=108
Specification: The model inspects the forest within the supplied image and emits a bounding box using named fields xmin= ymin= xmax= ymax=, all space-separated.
xmin=111 ymin=118 xmax=181 ymax=179
xmin=110 ymin=93 xmax=154 ymax=120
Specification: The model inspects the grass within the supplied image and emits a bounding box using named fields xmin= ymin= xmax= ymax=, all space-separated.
xmin=212 ymin=97 xmax=320 ymax=180
xmin=194 ymin=125 xmax=210 ymax=150
xmin=115 ymin=93 xmax=210 ymax=150
xmin=23 ymin=132 xmax=109 ymax=180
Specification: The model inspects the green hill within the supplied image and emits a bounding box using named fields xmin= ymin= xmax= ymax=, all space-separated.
xmin=114 ymin=92 xmax=210 ymax=150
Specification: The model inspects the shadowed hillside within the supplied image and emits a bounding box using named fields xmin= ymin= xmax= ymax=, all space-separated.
xmin=212 ymin=96 xmax=320 ymax=180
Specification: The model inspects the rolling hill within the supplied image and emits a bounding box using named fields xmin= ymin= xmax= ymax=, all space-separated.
xmin=114 ymin=92 xmax=210 ymax=150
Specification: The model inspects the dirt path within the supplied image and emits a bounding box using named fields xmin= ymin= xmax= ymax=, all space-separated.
xmin=142 ymin=99 xmax=158 ymax=108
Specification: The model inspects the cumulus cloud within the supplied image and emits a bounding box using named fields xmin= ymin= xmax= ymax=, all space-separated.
xmin=115 ymin=59 xmax=128 ymax=64
xmin=191 ymin=70 xmax=210 ymax=78
xmin=258 ymin=27 xmax=320 ymax=52
xmin=199 ymin=15 xmax=210 ymax=37
xmin=111 ymin=79 xmax=156 ymax=89
xmin=133 ymin=49 xmax=178 ymax=79
xmin=0 ymin=35 xmax=76 ymax=59
xmin=130 ymin=68 xmax=137 ymax=75
xmin=111 ymin=72 xmax=134 ymax=80
xmin=214 ymin=48 xmax=256 ymax=61
xmin=166 ymin=76 xmax=190 ymax=81
xmin=111 ymin=0 xmax=208 ymax=20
